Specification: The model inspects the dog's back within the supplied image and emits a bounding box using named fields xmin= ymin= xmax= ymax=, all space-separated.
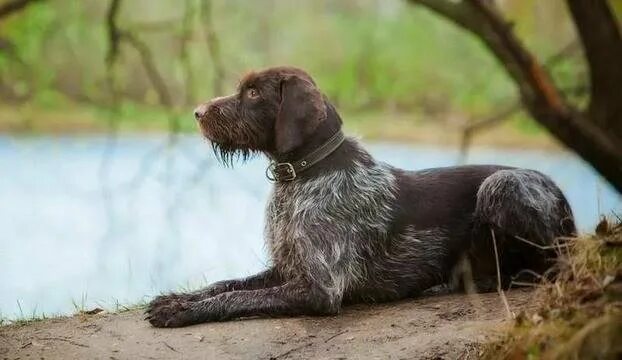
xmin=386 ymin=164 xmax=575 ymax=294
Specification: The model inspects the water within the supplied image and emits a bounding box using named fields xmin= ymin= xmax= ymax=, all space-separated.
xmin=0 ymin=135 xmax=620 ymax=320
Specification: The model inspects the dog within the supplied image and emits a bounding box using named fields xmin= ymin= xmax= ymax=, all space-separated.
xmin=145 ymin=66 xmax=576 ymax=327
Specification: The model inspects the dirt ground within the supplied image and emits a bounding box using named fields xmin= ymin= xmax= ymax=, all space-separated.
xmin=0 ymin=290 xmax=535 ymax=360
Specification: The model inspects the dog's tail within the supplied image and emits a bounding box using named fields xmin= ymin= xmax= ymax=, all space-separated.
xmin=475 ymin=168 xmax=575 ymax=244
xmin=470 ymin=169 xmax=575 ymax=287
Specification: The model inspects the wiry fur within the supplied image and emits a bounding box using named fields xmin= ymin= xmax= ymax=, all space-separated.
xmin=266 ymin=148 xmax=397 ymax=307
xmin=210 ymin=142 xmax=257 ymax=166
xmin=145 ymin=67 xmax=576 ymax=327
xmin=202 ymin=94 xmax=263 ymax=165
xmin=475 ymin=169 xmax=575 ymax=242
xmin=467 ymin=169 xmax=576 ymax=287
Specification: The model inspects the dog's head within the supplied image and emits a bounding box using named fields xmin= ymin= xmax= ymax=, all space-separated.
xmin=194 ymin=66 xmax=338 ymax=164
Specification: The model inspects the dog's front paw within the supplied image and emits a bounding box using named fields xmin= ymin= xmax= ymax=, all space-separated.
xmin=148 ymin=293 xmax=191 ymax=309
xmin=145 ymin=299 xmax=193 ymax=328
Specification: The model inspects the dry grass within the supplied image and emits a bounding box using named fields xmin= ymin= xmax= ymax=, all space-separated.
xmin=481 ymin=219 xmax=622 ymax=359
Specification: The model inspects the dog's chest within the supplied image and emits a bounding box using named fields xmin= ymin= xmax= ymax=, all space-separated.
xmin=265 ymin=183 xmax=317 ymax=278
xmin=263 ymin=163 xmax=398 ymax=280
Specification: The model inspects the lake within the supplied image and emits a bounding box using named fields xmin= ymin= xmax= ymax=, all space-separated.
xmin=1 ymin=135 xmax=620 ymax=320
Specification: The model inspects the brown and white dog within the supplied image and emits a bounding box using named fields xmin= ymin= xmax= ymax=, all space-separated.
xmin=145 ymin=66 xmax=575 ymax=327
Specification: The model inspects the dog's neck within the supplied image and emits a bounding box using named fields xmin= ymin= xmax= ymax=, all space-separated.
xmin=270 ymin=100 xmax=342 ymax=161
xmin=266 ymin=101 xmax=365 ymax=182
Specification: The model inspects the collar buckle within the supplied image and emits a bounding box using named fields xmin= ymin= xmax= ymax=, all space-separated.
xmin=266 ymin=130 xmax=345 ymax=183
xmin=266 ymin=162 xmax=296 ymax=182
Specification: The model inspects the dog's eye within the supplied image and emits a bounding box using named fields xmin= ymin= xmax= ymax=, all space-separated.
xmin=246 ymin=88 xmax=259 ymax=99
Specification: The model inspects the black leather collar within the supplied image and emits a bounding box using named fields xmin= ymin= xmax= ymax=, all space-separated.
xmin=266 ymin=131 xmax=345 ymax=182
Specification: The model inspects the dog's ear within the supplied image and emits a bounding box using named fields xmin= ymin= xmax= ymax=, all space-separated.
xmin=275 ymin=75 xmax=326 ymax=154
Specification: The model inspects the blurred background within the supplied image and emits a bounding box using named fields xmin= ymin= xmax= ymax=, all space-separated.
xmin=1 ymin=0 xmax=620 ymax=321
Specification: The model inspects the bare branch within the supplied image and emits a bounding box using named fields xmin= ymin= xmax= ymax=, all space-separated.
xmin=409 ymin=0 xmax=622 ymax=193
xmin=201 ymin=0 xmax=225 ymax=95
xmin=490 ymin=228 xmax=514 ymax=319
xmin=466 ymin=0 xmax=566 ymax=112
xmin=410 ymin=0 xmax=564 ymax=111
xmin=544 ymin=41 xmax=581 ymax=68
xmin=458 ymin=40 xmax=581 ymax=161
xmin=458 ymin=102 xmax=522 ymax=162
xmin=121 ymin=31 xmax=173 ymax=108
xmin=408 ymin=0 xmax=476 ymax=29
xmin=104 ymin=0 xmax=172 ymax=108
xmin=125 ymin=19 xmax=183 ymax=33
xmin=566 ymin=0 xmax=622 ymax=134
xmin=179 ymin=0 xmax=196 ymax=105
xmin=0 ymin=0 xmax=43 ymax=19
xmin=105 ymin=0 xmax=122 ymax=69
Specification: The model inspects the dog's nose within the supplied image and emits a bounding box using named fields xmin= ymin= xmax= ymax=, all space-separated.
xmin=193 ymin=104 xmax=209 ymax=120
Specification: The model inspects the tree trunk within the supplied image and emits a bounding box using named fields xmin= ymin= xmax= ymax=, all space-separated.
xmin=566 ymin=0 xmax=622 ymax=136
xmin=408 ymin=0 xmax=622 ymax=194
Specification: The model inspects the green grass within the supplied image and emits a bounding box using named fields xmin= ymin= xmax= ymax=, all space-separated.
xmin=0 ymin=298 xmax=148 ymax=328
xmin=0 ymin=282 xmax=208 ymax=327
xmin=1 ymin=299 xmax=54 ymax=327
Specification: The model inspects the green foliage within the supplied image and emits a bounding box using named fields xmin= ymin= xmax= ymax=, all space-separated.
xmin=511 ymin=114 xmax=546 ymax=136
xmin=0 ymin=2 xmax=57 ymax=92
xmin=0 ymin=0 xmax=588 ymax=136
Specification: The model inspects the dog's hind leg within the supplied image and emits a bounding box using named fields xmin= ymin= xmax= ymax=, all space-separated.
xmin=468 ymin=169 xmax=575 ymax=289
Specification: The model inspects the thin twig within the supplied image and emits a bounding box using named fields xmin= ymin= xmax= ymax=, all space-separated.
xmin=490 ymin=228 xmax=513 ymax=319
xmin=0 ymin=0 xmax=44 ymax=19
xmin=38 ymin=337 xmax=89 ymax=348
xmin=457 ymin=40 xmax=580 ymax=163
xmin=162 ymin=341 xmax=179 ymax=353
xmin=513 ymin=269 xmax=544 ymax=281
xmin=554 ymin=281 xmax=564 ymax=298
xmin=458 ymin=102 xmax=522 ymax=163
xmin=270 ymin=342 xmax=313 ymax=359
xmin=180 ymin=0 xmax=196 ymax=105
xmin=510 ymin=281 xmax=540 ymax=288
xmin=121 ymin=31 xmax=173 ymax=107
xmin=324 ymin=330 xmax=348 ymax=343
xmin=513 ymin=235 xmax=570 ymax=250
xmin=201 ymin=0 xmax=225 ymax=95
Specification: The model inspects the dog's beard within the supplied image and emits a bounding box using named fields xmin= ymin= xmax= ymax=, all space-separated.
xmin=201 ymin=115 xmax=263 ymax=167
xmin=210 ymin=141 xmax=259 ymax=167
